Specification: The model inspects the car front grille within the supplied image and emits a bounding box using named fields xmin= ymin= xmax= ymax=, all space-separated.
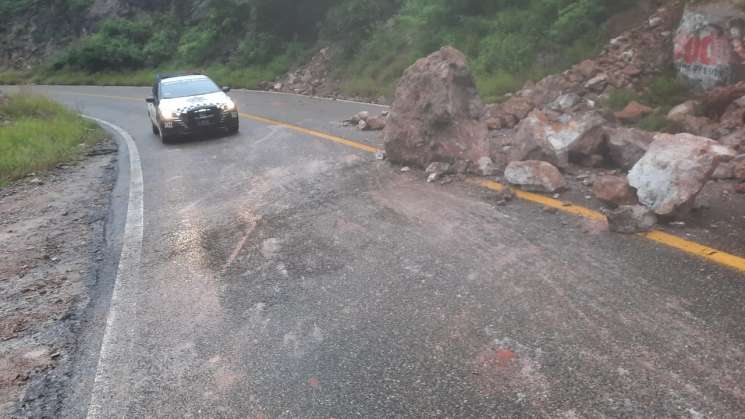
xmin=184 ymin=105 xmax=220 ymax=128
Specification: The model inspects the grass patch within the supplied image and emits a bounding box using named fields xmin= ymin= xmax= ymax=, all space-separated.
xmin=0 ymin=93 xmax=104 ymax=186
xmin=637 ymin=110 xmax=685 ymax=133
xmin=340 ymin=76 xmax=395 ymax=99
xmin=0 ymin=69 xmax=32 ymax=85
xmin=475 ymin=71 xmax=523 ymax=103
xmin=8 ymin=62 xmax=288 ymax=90
xmin=604 ymin=88 xmax=640 ymax=111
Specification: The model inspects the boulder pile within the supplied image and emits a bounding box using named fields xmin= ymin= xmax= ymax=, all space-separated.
xmin=341 ymin=2 xmax=745 ymax=234
xmin=342 ymin=111 xmax=389 ymax=131
xmin=265 ymin=48 xmax=339 ymax=98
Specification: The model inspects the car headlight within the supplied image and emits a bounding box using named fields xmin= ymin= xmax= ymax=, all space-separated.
xmin=160 ymin=108 xmax=179 ymax=120
xmin=221 ymin=101 xmax=237 ymax=112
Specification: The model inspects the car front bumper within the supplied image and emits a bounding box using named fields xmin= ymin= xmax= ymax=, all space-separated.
xmin=162 ymin=111 xmax=239 ymax=136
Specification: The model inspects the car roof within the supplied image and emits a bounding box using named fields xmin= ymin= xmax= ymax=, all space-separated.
xmin=158 ymin=74 xmax=210 ymax=85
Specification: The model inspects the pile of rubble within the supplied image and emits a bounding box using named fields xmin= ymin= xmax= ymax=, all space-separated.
xmin=342 ymin=110 xmax=388 ymax=131
xmin=261 ymin=47 xmax=340 ymax=98
xmin=372 ymin=0 xmax=745 ymax=234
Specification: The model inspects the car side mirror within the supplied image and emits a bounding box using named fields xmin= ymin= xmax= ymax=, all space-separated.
xmin=146 ymin=97 xmax=155 ymax=103
xmin=222 ymin=86 xmax=231 ymax=93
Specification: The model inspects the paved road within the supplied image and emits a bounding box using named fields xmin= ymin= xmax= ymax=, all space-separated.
xmin=23 ymin=86 xmax=745 ymax=417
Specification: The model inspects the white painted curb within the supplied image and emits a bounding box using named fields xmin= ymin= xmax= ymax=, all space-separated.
xmin=81 ymin=116 xmax=144 ymax=419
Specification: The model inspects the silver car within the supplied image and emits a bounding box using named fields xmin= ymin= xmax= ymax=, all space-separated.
xmin=146 ymin=74 xmax=239 ymax=143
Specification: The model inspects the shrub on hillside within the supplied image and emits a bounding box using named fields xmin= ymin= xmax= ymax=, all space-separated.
xmin=54 ymin=19 xmax=151 ymax=71
xmin=176 ymin=27 xmax=219 ymax=64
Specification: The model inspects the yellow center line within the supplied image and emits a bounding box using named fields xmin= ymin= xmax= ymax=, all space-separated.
xmin=239 ymin=113 xmax=382 ymax=154
xmin=54 ymin=89 xmax=745 ymax=274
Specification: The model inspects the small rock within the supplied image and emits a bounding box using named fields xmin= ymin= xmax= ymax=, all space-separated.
xmin=719 ymin=128 xmax=745 ymax=151
xmin=477 ymin=157 xmax=499 ymax=176
xmin=585 ymin=74 xmax=608 ymax=91
xmin=29 ymin=178 xmax=43 ymax=186
xmin=667 ymin=100 xmax=699 ymax=122
xmin=592 ymin=175 xmax=638 ymax=207
xmin=575 ymin=59 xmax=599 ymax=78
xmin=439 ymin=175 xmax=455 ymax=185
xmin=605 ymin=127 xmax=655 ymax=170
xmin=504 ymin=161 xmax=567 ymax=193
xmin=607 ymin=205 xmax=657 ymax=234
xmin=734 ymin=156 xmax=745 ymax=180
xmin=495 ymin=187 xmax=516 ymax=204
xmin=375 ymin=150 xmax=386 ymax=161
xmin=400 ymin=167 xmax=411 ymax=173
xmin=648 ymin=17 xmax=663 ymax=28
xmin=548 ymin=93 xmax=581 ymax=112
xmin=364 ymin=115 xmax=386 ymax=131
xmin=425 ymin=162 xmax=452 ymax=182
xmin=712 ymin=162 xmax=735 ymax=180
xmin=614 ymin=101 xmax=653 ymax=123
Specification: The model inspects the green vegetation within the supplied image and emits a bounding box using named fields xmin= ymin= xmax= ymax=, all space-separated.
xmin=327 ymin=0 xmax=639 ymax=101
xmin=3 ymin=0 xmax=641 ymax=102
xmin=0 ymin=93 xmax=104 ymax=186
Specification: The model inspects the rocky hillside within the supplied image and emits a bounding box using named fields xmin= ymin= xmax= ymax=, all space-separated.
xmin=0 ymin=0 xmax=180 ymax=69
xmin=2 ymin=1 xmax=657 ymax=102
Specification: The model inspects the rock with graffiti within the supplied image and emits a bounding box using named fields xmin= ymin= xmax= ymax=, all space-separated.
xmin=675 ymin=1 xmax=745 ymax=90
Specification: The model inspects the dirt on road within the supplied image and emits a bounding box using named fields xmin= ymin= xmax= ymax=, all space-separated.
xmin=0 ymin=139 xmax=117 ymax=417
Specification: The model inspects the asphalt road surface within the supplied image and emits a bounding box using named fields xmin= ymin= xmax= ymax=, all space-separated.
xmin=18 ymin=86 xmax=745 ymax=417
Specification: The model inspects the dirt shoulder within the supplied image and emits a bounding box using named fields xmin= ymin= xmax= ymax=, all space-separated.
xmin=0 ymin=139 xmax=117 ymax=417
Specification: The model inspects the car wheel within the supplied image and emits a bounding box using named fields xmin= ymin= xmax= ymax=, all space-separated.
xmin=227 ymin=123 xmax=239 ymax=135
xmin=152 ymin=122 xmax=159 ymax=135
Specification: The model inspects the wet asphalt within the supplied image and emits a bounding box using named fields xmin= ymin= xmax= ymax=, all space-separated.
xmin=16 ymin=86 xmax=745 ymax=417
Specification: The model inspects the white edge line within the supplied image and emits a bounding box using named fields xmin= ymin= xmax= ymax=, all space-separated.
xmin=81 ymin=115 xmax=144 ymax=418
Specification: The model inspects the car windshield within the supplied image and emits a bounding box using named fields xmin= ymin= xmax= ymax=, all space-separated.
xmin=160 ymin=78 xmax=220 ymax=99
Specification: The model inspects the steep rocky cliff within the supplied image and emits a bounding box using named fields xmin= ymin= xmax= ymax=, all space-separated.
xmin=0 ymin=0 xmax=189 ymax=69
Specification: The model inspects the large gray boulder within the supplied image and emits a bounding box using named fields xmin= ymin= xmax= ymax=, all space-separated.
xmin=384 ymin=46 xmax=489 ymax=170
xmin=628 ymin=133 xmax=736 ymax=215
xmin=509 ymin=110 xmax=606 ymax=168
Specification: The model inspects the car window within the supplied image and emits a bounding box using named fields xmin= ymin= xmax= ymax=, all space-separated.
xmin=160 ymin=78 xmax=220 ymax=99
